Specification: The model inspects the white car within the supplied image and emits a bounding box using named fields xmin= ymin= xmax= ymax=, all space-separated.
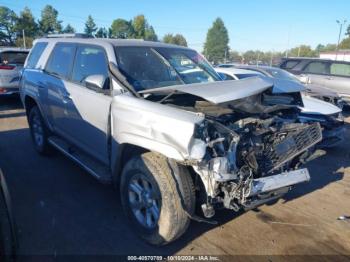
xmin=0 ymin=48 xmax=29 ymax=95
xmin=216 ymin=67 xmax=345 ymax=147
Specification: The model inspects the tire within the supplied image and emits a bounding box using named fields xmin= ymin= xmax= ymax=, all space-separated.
xmin=120 ymin=152 xmax=195 ymax=245
xmin=28 ymin=106 xmax=52 ymax=155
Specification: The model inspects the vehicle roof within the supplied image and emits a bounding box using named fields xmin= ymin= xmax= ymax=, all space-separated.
xmin=34 ymin=37 xmax=192 ymax=51
xmin=281 ymin=57 xmax=333 ymax=61
xmin=0 ymin=47 xmax=30 ymax=53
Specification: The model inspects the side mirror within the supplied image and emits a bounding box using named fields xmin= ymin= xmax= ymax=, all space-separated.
xmin=299 ymin=75 xmax=311 ymax=84
xmin=84 ymin=74 xmax=107 ymax=90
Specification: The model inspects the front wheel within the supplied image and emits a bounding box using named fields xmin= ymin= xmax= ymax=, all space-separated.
xmin=120 ymin=152 xmax=195 ymax=245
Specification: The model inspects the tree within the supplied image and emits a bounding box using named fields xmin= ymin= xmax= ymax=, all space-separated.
xmin=288 ymin=45 xmax=317 ymax=57
xmin=62 ymin=24 xmax=75 ymax=33
xmin=15 ymin=37 xmax=34 ymax=48
xmin=163 ymin=34 xmax=174 ymax=44
xmin=162 ymin=33 xmax=187 ymax=46
xmin=172 ymin=34 xmax=187 ymax=46
xmin=339 ymin=37 xmax=350 ymax=49
xmin=15 ymin=7 xmax=37 ymax=38
xmin=0 ymin=6 xmax=17 ymax=45
xmin=144 ymin=26 xmax=157 ymax=41
xmin=322 ymin=43 xmax=337 ymax=52
xmin=39 ymin=5 xmax=62 ymax=34
xmin=84 ymin=15 xmax=97 ymax=37
xmin=131 ymin=14 xmax=158 ymax=41
xmin=110 ymin=19 xmax=133 ymax=38
xmin=95 ymin=27 xmax=108 ymax=38
xmin=203 ymin=18 xmax=229 ymax=64
xmin=132 ymin=15 xmax=146 ymax=38
xmin=346 ymin=25 xmax=350 ymax=37
xmin=229 ymin=50 xmax=241 ymax=61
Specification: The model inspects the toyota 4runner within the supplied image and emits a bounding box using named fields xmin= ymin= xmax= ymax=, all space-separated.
xmin=20 ymin=35 xmax=322 ymax=245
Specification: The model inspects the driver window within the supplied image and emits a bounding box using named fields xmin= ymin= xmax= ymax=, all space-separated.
xmin=71 ymin=45 xmax=109 ymax=87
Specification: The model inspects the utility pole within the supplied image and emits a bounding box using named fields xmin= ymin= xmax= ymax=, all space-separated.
xmin=336 ymin=19 xmax=347 ymax=60
xmin=297 ymin=46 xmax=301 ymax=57
xmin=22 ymin=29 xmax=26 ymax=49
xmin=270 ymin=51 xmax=273 ymax=66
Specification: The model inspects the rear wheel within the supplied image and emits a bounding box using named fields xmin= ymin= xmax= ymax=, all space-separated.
xmin=120 ymin=152 xmax=195 ymax=245
xmin=28 ymin=106 xmax=52 ymax=155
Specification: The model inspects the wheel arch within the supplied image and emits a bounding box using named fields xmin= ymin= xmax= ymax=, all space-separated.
xmin=111 ymin=143 xmax=149 ymax=187
xmin=23 ymin=95 xmax=52 ymax=131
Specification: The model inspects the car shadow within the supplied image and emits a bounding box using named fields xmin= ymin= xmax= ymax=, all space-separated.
xmin=0 ymin=95 xmax=23 ymax=111
xmin=281 ymin=121 xmax=349 ymax=204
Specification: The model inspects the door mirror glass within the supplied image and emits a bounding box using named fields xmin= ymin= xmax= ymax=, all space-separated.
xmin=84 ymin=74 xmax=107 ymax=90
xmin=299 ymin=75 xmax=311 ymax=84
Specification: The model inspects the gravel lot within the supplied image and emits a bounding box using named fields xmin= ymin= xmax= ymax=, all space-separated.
xmin=0 ymin=95 xmax=349 ymax=259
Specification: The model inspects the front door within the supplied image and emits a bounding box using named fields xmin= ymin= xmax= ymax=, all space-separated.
xmin=60 ymin=44 xmax=112 ymax=164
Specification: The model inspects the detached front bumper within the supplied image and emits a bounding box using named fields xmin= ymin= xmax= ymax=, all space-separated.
xmin=249 ymin=168 xmax=310 ymax=197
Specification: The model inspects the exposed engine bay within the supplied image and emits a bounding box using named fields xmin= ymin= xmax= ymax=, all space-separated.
xmin=194 ymin=113 xmax=322 ymax=216
xmin=146 ymin=87 xmax=323 ymax=217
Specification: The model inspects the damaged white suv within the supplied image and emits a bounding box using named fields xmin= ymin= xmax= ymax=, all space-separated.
xmin=20 ymin=36 xmax=322 ymax=245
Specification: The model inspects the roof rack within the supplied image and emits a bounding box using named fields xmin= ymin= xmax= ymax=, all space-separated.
xmin=45 ymin=33 xmax=93 ymax=39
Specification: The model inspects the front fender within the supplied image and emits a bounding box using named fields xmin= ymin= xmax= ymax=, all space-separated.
xmin=111 ymin=94 xmax=206 ymax=161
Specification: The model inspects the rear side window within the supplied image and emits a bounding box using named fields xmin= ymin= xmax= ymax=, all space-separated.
xmin=0 ymin=51 xmax=28 ymax=65
xmin=45 ymin=43 xmax=76 ymax=78
xmin=71 ymin=45 xmax=108 ymax=85
xmin=303 ymin=62 xmax=329 ymax=74
xmin=281 ymin=60 xmax=300 ymax=69
xmin=218 ymin=72 xmax=235 ymax=80
xmin=26 ymin=42 xmax=47 ymax=68
xmin=330 ymin=63 xmax=350 ymax=77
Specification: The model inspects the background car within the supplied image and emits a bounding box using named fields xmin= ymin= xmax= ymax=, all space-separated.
xmin=215 ymin=66 xmax=345 ymax=148
xmin=0 ymin=48 xmax=29 ymax=96
xmin=277 ymin=58 xmax=350 ymax=106
xmin=236 ymin=65 xmax=344 ymax=109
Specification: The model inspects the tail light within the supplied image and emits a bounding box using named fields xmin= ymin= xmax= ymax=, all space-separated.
xmin=0 ymin=65 xmax=15 ymax=70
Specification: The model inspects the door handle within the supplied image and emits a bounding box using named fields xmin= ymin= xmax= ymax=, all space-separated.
xmin=325 ymin=76 xmax=333 ymax=80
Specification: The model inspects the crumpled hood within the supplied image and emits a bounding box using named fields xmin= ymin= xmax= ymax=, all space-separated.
xmin=301 ymin=95 xmax=341 ymax=115
xmin=140 ymin=76 xmax=304 ymax=104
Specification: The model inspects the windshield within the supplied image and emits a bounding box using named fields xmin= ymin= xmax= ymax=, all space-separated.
xmin=264 ymin=67 xmax=300 ymax=82
xmin=115 ymin=46 xmax=221 ymax=91
xmin=0 ymin=51 xmax=28 ymax=65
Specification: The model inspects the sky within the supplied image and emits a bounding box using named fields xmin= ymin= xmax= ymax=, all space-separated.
xmin=1 ymin=0 xmax=350 ymax=52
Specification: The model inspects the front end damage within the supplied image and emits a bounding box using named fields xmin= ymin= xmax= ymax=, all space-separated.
xmin=139 ymin=78 xmax=322 ymax=217
xmin=192 ymin=117 xmax=321 ymax=217
xmin=118 ymin=77 xmax=323 ymax=218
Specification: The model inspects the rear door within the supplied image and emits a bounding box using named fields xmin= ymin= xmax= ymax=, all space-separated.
xmin=326 ymin=62 xmax=350 ymax=97
xmin=301 ymin=60 xmax=331 ymax=86
xmin=43 ymin=43 xmax=77 ymax=136
xmin=59 ymin=44 xmax=112 ymax=164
